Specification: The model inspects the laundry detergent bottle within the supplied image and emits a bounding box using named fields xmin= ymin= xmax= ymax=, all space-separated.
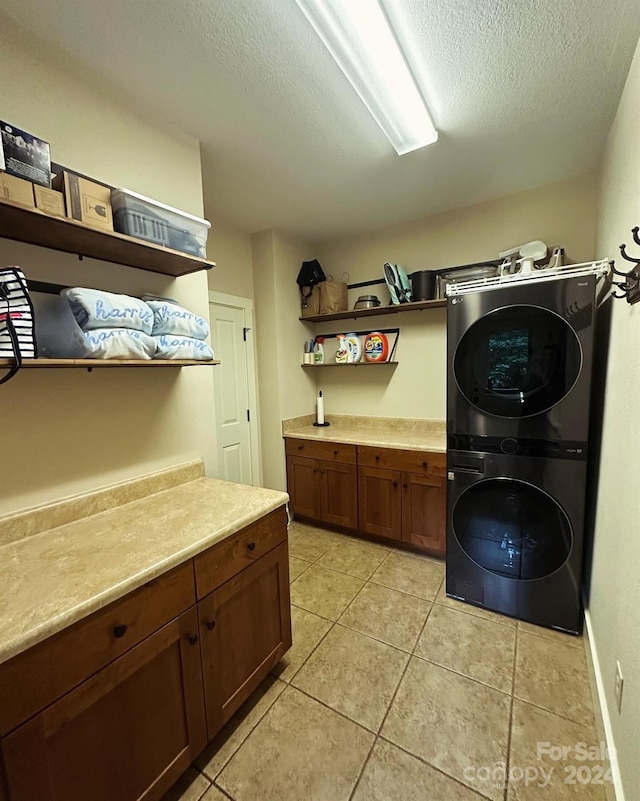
xmin=364 ymin=331 xmax=389 ymax=362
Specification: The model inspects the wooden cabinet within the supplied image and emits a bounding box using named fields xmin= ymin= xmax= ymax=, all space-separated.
xmin=401 ymin=472 xmax=446 ymax=554
xmin=198 ymin=542 xmax=291 ymax=737
xmin=286 ymin=441 xmax=357 ymax=530
xmin=319 ymin=460 xmax=358 ymax=529
xmin=0 ymin=563 xmax=195 ymax=737
xmin=286 ymin=454 xmax=321 ymax=519
xmin=0 ymin=506 xmax=291 ymax=801
xmin=1 ymin=609 xmax=206 ymax=801
xmin=285 ymin=437 xmax=446 ymax=557
xmin=358 ymin=466 xmax=402 ymax=540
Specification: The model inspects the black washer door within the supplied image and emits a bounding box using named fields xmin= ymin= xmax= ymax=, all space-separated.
xmin=452 ymin=478 xmax=572 ymax=580
xmin=454 ymin=305 xmax=582 ymax=417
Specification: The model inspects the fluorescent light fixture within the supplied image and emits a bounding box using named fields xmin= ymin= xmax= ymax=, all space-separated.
xmin=294 ymin=0 xmax=437 ymax=155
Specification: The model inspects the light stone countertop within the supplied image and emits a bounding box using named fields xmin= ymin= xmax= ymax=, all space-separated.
xmin=284 ymin=416 xmax=446 ymax=453
xmin=0 ymin=478 xmax=288 ymax=665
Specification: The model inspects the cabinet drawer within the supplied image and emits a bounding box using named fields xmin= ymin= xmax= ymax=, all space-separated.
xmin=358 ymin=446 xmax=446 ymax=475
xmin=194 ymin=506 xmax=287 ymax=599
xmin=285 ymin=438 xmax=356 ymax=464
xmin=0 ymin=561 xmax=196 ymax=736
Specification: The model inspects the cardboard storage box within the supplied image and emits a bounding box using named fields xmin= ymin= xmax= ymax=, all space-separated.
xmin=33 ymin=184 xmax=66 ymax=218
xmin=0 ymin=121 xmax=51 ymax=187
xmin=52 ymin=170 xmax=113 ymax=232
xmin=0 ymin=173 xmax=35 ymax=208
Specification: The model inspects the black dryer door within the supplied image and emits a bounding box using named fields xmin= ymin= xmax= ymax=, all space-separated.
xmin=452 ymin=477 xmax=573 ymax=580
xmin=453 ymin=305 xmax=582 ymax=418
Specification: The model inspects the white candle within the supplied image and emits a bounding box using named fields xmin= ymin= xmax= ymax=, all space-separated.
xmin=317 ymin=390 xmax=324 ymax=425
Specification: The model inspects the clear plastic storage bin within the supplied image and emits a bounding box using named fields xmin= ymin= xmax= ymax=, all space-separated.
xmin=111 ymin=188 xmax=211 ymax=258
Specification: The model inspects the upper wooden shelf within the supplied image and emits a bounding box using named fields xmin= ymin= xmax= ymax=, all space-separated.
xmin=0 ymin=358 xmax=219 ymax=370
xmin=299 ymin=298 xmax=447 ymax=323
xmin=0 ymin=199 xmax=216 ymax=277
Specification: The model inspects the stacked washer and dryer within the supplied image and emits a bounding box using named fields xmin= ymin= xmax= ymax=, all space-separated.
xmin=445 ymin=270 xmax=602 ymax=634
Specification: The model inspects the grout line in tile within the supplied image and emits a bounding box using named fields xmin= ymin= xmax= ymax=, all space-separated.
xmin=410 ymin=650 xmax=513 ymax=699
xmin=347 ymin=734 xmax=378 ymax=801
xmin=376 ymin=732 xmax=493 ymax=801
xmin=201 ymin=680 xmax=288 ymax=783
xmin=502 ymin=623 xmax=519 ymax=801
xmin=411 ymin=598 xmax=436 ymax=656
xmin=211 ymin=781 xmax=235 ymax=800
xmin=330 ymin=570 xmax=373 ymax=622
xmin=432 ymin=598 xmax=518 ymax=630
xmin=376 ymin=649 xmax=413 ymax=737
xmin=282 ymin=617 xmax=337 ymax=684
xmin=510 ymin=692 xmax=597 ymax=731
xmin=289 ymin=682 xmax=381 ymax=735
xmin=516 ymin=622 xmax=584 ymax=648
xmin=367 ymin=574 xmax=441 ymax=603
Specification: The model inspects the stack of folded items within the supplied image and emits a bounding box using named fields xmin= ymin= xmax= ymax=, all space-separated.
xmin=60 ymin=288 xmax=157 ymax=359
xmin=34 ymin=288 xmax=215 ymax=361
xmin=143 ymin=296 xmax=215 ymax=360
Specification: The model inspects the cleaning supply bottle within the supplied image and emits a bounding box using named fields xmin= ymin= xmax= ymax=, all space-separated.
xmin=313 ymin=337 xmax=325 ymax=364
xmin=335 ymin=334 xmax=349 ymax=363
xmin=345 ymin=333 xmax=362 ymax=363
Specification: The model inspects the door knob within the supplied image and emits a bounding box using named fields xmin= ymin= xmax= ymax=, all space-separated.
xmin=247 ymin=541 xmax=256 ymax=551
xmin=187 ymin=634 xmax=199 ymax=645
xmin=206 ymin=619 xmax=216 ymax=631
xmin=113 ymin=624 xmax=127 ymax=638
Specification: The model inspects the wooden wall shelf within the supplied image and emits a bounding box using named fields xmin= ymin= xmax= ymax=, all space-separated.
xmin=301 ymin=361 xmax=398 ymax=368
xmin=0 ymin=199 xmax=215 ymax=277
xmin=0 ymin=358 xmax=219 ymax=370
xmin=299 ymin=298 xmax=447 ymax=323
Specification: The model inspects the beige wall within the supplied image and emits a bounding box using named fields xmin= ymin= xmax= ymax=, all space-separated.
xmin=252 ymin=229 xmax=316 ymax=490
xmin=589 ymin=38 xmax=640 ymax=801
xmin=315 ymin=173 xmax=599 ymax=418
xmin=0 ymin=20 xmax=217 ymax=515
xmin=205 ymin=221 xmax=254 ymax=300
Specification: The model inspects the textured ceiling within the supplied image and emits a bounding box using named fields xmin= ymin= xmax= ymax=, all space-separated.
xmin=2 ymin=0 xmax=639 ymax=239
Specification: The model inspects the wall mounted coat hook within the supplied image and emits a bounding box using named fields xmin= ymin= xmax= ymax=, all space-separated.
xmin=619 ymin=242 xmax=640 ymax=266
xmin=610 ymin=230 xmax=640 ymax=304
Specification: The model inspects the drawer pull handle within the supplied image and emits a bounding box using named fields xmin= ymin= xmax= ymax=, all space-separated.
xmin=333 ymin=449 xmax=338 ymax=456
xmin=298 ymin=445 xmax=304 ymax=450
xmin=187 ymin=634 xmax=199 ymax=646
xmin=113 ymin=624 xmax=128 ymax=638
xmin=403 ymin=483 xmax=408 ymax=489
xmin=206 ymin=619 xmax=216 ymax=631
xmin=422 ymin=461 xmax=428 ymax=468
xmin=247 ymin=541 xmax=256 ymax=552
xmin=393 ymin=481 xmax=398 ymax=488
xmin=375 ymin=455 xmax=380 ymax=462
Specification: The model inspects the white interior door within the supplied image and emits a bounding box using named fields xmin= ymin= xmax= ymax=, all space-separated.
xmin=210 ymin=299 xmax=254 ymax=485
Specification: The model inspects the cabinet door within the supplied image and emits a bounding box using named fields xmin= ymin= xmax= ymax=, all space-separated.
xmin=286 ymin=455 xmax=321 ymax=520
xmin=319 ymin=459 xmax=358 ymax=530
xmin=198 ymin=542 xmax=292 ymax=739
xmin=358 ymin=466 xmax=402 ymax=540
xmin=1 ymin=609 xmax=206 ymax=801
xmin=401 ymin=472 xmax=446 ymax=556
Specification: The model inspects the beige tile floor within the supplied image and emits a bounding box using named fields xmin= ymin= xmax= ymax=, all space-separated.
xmin=163 ymin=522 xmax=609 ymax=801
